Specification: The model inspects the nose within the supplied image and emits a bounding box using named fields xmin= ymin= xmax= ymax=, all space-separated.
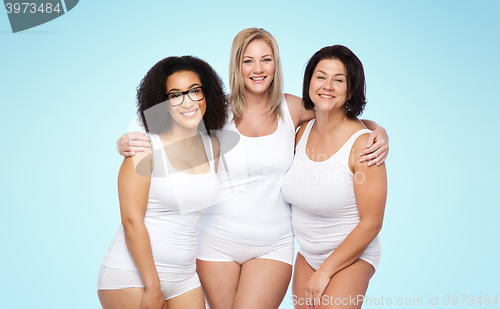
xmin=322 ymin=79 xmax=334 ymax=91
xmin=181 ymin=94 xmax=195 ymax=109
xmin=253 ymin=62 xmax=264 ymax=74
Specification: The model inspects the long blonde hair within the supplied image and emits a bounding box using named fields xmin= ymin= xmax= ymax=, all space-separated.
xmin=229 ymin=28 xmax=283 ymax=123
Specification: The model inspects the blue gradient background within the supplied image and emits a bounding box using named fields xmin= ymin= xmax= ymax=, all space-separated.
xmin=1 ymin=1 xmax=499 ymax=308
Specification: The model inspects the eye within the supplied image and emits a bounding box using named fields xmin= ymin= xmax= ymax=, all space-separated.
xmin=168 ymin=92 xmax=182 ymax=99
xmin=190 ymin=88 xmax=200 ymax=95
xmin=263 ymin=58 xmax=272 ymax=62
xmin=334 ymin=79 xmax=344 ymax=83
xmin=243 ymin=60 xmax=252 ymax=64
xmin=316 ymin=76 xmax=326 ymax=80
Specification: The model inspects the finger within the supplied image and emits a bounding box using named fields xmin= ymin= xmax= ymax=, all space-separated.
xmin=123 ymin=151 xmax=135 ymax=158
xmin=129 ymin=131 xmax=150 ymax=141
xmin=370 ymin=149 xmax=389 ymax=166
xmin=376 ymin=153 xmax=388 ymax=166
xmin=309 ymin=289 xmax=316 ymax=305
xmin=129 ymin=141 xmax=151 ymax=148
xmin=366 ymin=150 xmax=385 ymax=166
xmin=366 ymin=131 xmax=378 ymax=148
xmin=359 ymin=138 xmax=386 ymax=156
xmin=314 ymin=293 xmax=322 ymax=307
xmin=120 ymin=147 xmax=136 ymax=157
xmin=360 ymin=148 xmax=383 ymax=164
xmin=127 ymin=146 xmax=147 ymax=153
xmin=120 ymin=132 xmax=150 ymax=148
xmin=367 ymin=132 xmax=377 ymax=148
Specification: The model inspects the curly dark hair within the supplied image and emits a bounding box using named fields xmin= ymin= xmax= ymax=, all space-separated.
xmin=137 ymin=56 xmax=228 ymax=134
xmin=302 ymin=45 xmax=366 ymax=119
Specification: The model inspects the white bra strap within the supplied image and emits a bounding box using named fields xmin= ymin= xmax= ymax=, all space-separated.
xmin=297 ymin=119 xmax=315 ymax=154
xmin=201 ymin=133 xmax=215 ymax=172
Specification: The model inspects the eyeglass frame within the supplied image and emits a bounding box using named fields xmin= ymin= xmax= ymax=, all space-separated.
xmin=164 ymin=86 xmax=205 ymax=107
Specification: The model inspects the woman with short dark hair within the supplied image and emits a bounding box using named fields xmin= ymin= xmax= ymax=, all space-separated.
xmin=282 ymin=45 xmax=387 ymax=309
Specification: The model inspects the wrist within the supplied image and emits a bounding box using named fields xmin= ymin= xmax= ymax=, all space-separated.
xmin=316 ymin=266 xmax=334 ymax=279
xmin=143 ymin=280 xmax=161 ymax=290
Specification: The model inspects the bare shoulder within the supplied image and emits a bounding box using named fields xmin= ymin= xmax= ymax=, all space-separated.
xmin=351 ymin=133 xmax=371 ymax=155
xmin=285 ymin=93 xmax=302 ymax=107
xmin=132 ymin=144 xmax=153 ymax=177
xmin=285 ymin=93 xmax=306 ymax=128
xmin=350 ymin=132 xmax=386 ymax=172
xmin=285 ymin=93 xmax=317 ymax=128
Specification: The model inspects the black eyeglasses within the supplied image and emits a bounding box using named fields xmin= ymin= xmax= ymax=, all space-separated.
xmin=164 ymin=86 xmax=205 ymax=106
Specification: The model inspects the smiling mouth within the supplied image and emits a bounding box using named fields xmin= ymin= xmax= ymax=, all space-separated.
xmin=250 ymin=77 xmax=266 ymax=81
xmin=181 ymin=109 xmax=199 ymax=117
xmin=319 ymin=94 xmax=335 ymax=98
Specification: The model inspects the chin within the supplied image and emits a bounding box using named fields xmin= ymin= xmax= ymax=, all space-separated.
xmin=248 ymin=87 xmax=270 ymax=96
xmin=246 ymin=83 xmax=272 ymax=94
xmin=313 ymin=103 xmax=331 ymax=110
xmin=186 ymin=119 xmax=204 ymax=130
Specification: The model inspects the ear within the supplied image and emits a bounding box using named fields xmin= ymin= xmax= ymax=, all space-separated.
xmin=348 ymin=92 xmax=352 ymax=101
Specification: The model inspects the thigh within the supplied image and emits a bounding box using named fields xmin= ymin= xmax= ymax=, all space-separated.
xmin=319 ymin=259 xmax=374 ymax=309
xmin=196 ymin=259 xmax=241 ymax=309
xmin=98 ymin=288 xmax=153 ymax=309
xmin=232 ymin=258 xmax=292 ymax=309
xmin=166 ymin=286 xmax=206 ymax=309
xmin=292 ymin=253 xmax=316 ymax=309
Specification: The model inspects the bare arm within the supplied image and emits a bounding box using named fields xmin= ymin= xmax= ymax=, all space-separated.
xmin=285 ymin=93 xmax=315 ymax=129
xmin=304 ymin=134 xmax=387 ymax=301
xmin=118 ymin=156 xmax=166 ymax=309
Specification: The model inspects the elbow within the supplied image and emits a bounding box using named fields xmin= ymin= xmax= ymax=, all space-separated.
xmin=360 ymin=220 xmax=383 ymax=236
xmin=121 ymin=217 xmax=143 ymax=232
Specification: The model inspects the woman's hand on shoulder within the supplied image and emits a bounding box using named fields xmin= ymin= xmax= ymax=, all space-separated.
xmin=118 ymin=131 xmax=151 ymax=157
xmin=359 ymin=123 xmax=389 ymax=166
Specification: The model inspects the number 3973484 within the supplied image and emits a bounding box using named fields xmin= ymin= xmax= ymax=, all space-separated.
xmin=5 ymin=3 xmax=62 ymax=14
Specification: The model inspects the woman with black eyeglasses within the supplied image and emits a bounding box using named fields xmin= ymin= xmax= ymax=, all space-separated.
xmin=97 ymin=56 xmax=228 ymax=309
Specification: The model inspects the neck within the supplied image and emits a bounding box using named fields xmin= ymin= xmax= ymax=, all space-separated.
xmin=160 ymin=124 xmax=199 ymax=145
xmin=244 ymin=90 xmax=270 ymax=113
xmin=314 ymin=108 xmax=348 ymax=138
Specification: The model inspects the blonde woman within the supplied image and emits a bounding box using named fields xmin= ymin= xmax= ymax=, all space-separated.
xmin=117 ymin=28 xmax=389 ymax=309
